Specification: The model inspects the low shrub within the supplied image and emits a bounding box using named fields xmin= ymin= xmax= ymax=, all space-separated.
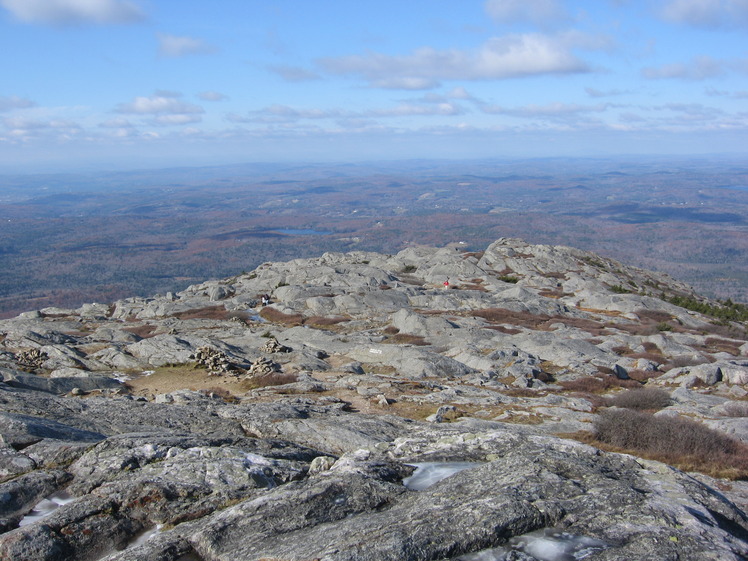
xmin=609 ymin=284 xmax=632 ymax=294
xmin=593 ymin=408 xmax=748 ymax=479
xmin=605 ymin=388 xmax=671 ymax=410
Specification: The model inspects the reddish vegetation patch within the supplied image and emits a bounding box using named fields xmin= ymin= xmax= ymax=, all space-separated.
xmin=171 ymin=306 xmax=230 ymax=321
xmin=558 ymin=375 xmax=641 ymax=393
xmin=540 ymin=271 xmax=567 ymax=280
xmin=486 ymin=325 xmax=522 ymax=335
xmin=258 ymin=308 xmax=350 ymax=330
xmin=473 ymin=308 xmax=551 ymax=329
xmin=637 ymin=310 xmax=675 ymax=323
xmin=700 ymin=337 xmax=743 ymax=356
xmin=304 ymin=316 xmax=349 ymax=329
xmin=472 ymin=308 xmax=608 ymax=336
xmin=259 ymin=307 xmax=304 ymax=326
xmin=385 ymin=333 xmax=430 ymax=346
xmin=538 ymin=289 xmax=572 ymax=299
xmin=123 ymin=323 xmax=159 ymax=339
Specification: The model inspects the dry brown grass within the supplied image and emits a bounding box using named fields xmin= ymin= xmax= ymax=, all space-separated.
xmin=200 ymin=386 xmax=238 ymax=402
xmin=243 ymin=372 xmax=298 ymax=389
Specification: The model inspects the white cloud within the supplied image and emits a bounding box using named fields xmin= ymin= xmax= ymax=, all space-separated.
xmin=485 ymin=0 xmax=568 ymax=24
xmin=115 ymin=94 xmax=204 ymax=115
xmin=228 ymin=100 xmax=467 ymax=125
xmin=585 ymin=87 xmax=630 ymax=98
xmin=642 ymin=55 xmax=724 ymax=80
xmin=0 ymin=0 xmax=144 ymax=25
xmin=367 ymin=103 xmax=466 ymax=117
xmin=0 ymin=95 xmax=36 ymax=112
xmin=98 ymin=117 xmax=133 ymax=128
xmin=151 ymin=114 xmax=202 ymax=126
xmin=660 ymin=0 xmax=748 ymax=28
xmin=267 ymin=65 xmax=321 ymax=82
xmin=480 ymin=102 xmax=611 ymax=120
xmin=318 ymin=33 xmax=593 ymax=89
xmin=198 ymin=91 xmax=228 ymax=102
xmin=370 ymin=77 xmax=441 ymax=90
xmin=157 ymin=33 xmax=217 ymax=57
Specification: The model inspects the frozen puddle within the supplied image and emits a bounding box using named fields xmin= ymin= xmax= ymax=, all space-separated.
xmin=456 ymin=528 xmax=608 ymax=561
xmin=128 ymin=524 xmax=163 ymax=548
xmin=403 ymin=462 xmax=481 ymax=491
xmin=19 ymin=491 xmax=75 ymax=526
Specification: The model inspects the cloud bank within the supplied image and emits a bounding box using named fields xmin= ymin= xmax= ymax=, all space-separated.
xmin=0 ymin=0 xmax=144 ymax=25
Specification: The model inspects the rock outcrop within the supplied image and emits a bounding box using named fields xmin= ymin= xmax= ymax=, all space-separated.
xmin=1 ymin=238 xmax=747 ymax=560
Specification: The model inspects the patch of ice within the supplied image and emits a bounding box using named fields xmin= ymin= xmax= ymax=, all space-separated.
xmin=141 ymin=370 xmax=155 ymax=376
xmin=19 ymin=491 xmax=75 ymax=526
xmin=403 ymin=462 xmax=481 ymax=491
xmin=112 ymin=372 xmax=132 ymax=383
xmin=128 ymin=524 xmax=163 ymax=548
xmin=455 ymin=528 xmax=608 ymax=561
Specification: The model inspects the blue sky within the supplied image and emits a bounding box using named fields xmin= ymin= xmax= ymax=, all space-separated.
xmin=1 ymin=0 xmax=747 ymax=172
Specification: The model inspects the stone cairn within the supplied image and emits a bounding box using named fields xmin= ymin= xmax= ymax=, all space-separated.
xmin=247 ymin=357 xmax=281 ymax=376
xmin=261 ymin=337 xmax=291 ymax=353
xmin=15 ymin=348 xmax=47 ymax=369
xmin=191 ymin=346 xmax=236 ymax=376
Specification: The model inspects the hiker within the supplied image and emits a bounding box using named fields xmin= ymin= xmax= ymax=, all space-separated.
xmin=261 ymin=294 xmax=270 ymax=306
xmin=443 ymin=279 xmax=450 ymax=290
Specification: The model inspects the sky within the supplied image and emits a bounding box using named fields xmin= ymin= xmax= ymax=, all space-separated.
xmin=1 ymin=0 xmax=747 ymax=172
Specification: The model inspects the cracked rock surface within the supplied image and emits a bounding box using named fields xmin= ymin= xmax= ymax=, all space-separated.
xmin=1 ymin=238 xmax=747 ymax=560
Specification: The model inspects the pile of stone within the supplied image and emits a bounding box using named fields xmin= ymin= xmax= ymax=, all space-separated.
xmin=247 ymin=357 xmax=281 ymax=376
xmin=14 ymin=348 xmax=47 ymax=370
xmin=261 ymin=337 xmax=291 ymax=353
xmin=191 ymin=346 xmax=235 ymax=376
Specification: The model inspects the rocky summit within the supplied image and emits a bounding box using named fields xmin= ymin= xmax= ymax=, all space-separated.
xmin=1 ymin=237 xmax=748 ymax=561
